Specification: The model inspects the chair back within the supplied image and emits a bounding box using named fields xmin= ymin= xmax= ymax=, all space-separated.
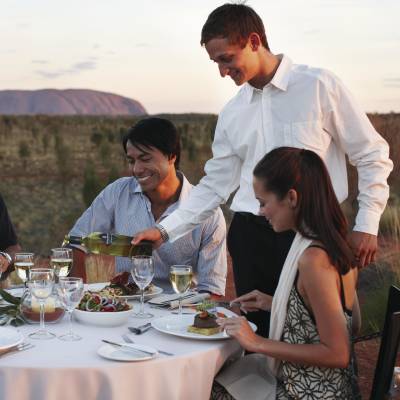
xmin=370 ymin=285 xmax=400 ymax=400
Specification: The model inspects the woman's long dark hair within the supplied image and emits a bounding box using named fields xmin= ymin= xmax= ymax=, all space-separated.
xmin=253 ymin=147 xmax=354 ymax=274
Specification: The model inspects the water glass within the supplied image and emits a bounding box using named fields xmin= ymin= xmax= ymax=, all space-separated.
xmin=28 ymin=268 xmax=55 ymax=340
xmin=169 ymin=265 xmax=193 ymax=315
xmin=57 ymin=277 xmax=84 ymax=341
xmin=131 ymin=255 xmax=154 ymax=318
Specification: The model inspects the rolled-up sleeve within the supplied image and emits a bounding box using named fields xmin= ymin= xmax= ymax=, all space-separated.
xmin=195 ymin=208 xmax=227 ymax=296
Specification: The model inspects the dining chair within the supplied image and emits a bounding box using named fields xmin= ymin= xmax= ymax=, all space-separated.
xmin=370 ymin=285 xmax=400 ymax=400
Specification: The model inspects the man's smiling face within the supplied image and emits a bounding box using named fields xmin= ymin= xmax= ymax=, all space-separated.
xmin=126 ymin=140 xmax=174 ymax=192
xmin=205 ymin=37 xmax=259 ymax=86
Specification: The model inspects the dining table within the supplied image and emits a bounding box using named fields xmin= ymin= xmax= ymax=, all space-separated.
xmin=0 ymin=285 xmax=243 ymax=400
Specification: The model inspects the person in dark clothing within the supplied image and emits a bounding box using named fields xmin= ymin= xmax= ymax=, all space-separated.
xmin=0 ymin=194 xmax=21 ymax=279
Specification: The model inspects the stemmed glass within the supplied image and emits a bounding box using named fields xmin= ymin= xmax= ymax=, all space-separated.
xmin=57 ymin=277 xmax=84 ymax=341
xmin=14 ymin=252 xmax=34 ymax=287
xmin=169 ymin=265 xmax=193 ymax=315
xmin=50 ymin=248 xmax=73 ymax=281
xmin=28 ymin=268 xmax=55 ymax=340
xmin=131 ymin=255 xmax=154 ymax=318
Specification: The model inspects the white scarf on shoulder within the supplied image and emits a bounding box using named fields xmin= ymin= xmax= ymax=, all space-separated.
xmin=267 ymin=232 xmax=312 ymax=376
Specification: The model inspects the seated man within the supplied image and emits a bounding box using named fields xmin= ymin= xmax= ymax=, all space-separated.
xmin=0 ymin=193 xmax=22 ymax=280
xmin=69 ymin=117 xmax=227 ymax=295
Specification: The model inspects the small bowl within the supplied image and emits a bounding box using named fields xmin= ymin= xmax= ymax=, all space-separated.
xmin=74 ymin=307 xmax=132 ymax=327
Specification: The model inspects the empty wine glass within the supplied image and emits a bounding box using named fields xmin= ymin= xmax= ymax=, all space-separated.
xmin=50 ymin=248 xmax=73 ymax=281
xmin=14 ymin=252 xmax=34 ymax=287
xmin=57 ymin=277 xmax=84 ymax=341
xmin=131 ymin=255 xmax=154 ymax=318
xmin=169 ymin=265 xmax=193 ymax=315
xmin=28 ymin=268 xmax=55 ymax=340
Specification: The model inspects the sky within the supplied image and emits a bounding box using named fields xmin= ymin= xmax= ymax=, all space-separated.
xmin=1 ymin=0 xmax=399 ymax=114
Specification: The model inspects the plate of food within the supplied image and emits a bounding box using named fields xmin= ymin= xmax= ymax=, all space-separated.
xmin=74 ymin=290 xmax=132 ymax=326
xmin=151 ymin=303 xmax=257 ymax=340
xmin=92 ymin=272 xmax=163 ymax=300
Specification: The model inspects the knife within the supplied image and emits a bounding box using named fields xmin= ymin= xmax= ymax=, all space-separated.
xmin=101 ymin=340 xmax=155 ymax=356
xmin=128 ymin=322 xmax=152 ymax=334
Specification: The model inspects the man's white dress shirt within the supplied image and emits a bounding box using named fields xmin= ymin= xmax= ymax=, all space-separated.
xmin=161 ymin=55 xmax=393 ymax=241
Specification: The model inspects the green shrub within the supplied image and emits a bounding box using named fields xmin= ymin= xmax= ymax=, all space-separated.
xmin=82 ymin=162 xmax=103 ymax=207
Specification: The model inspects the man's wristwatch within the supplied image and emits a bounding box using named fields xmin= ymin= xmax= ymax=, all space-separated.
xmin=155 ymin=224 xmax=169 ymax=243
xmin=0 ymin=252 xmax=12 ymax=265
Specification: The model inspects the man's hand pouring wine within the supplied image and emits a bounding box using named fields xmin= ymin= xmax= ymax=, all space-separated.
xmin=132 ymin=228 xmax=163 ymax=249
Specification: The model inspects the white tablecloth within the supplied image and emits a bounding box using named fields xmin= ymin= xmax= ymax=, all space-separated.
xmin=0 ymin=302 xmax=241 ymax=400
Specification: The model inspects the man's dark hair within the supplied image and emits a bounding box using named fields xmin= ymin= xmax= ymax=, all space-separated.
xmin=200 ymin=3 xmax=269 ymax=50
xmin=122 ymin=118 xmax=181 ymax=169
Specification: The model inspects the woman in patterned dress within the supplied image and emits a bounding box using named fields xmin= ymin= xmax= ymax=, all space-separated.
xmin=212 ymin=147 xmax=361 ymax=399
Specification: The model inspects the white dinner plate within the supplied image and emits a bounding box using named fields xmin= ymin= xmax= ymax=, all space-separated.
xmin=0 ymin=327 xmax=24 ymax=350
xmin=151 ymin=308 xmax=257 ymax=341
xmin=97 ymin=343 xmax=157 ymax=362
xmin=87 ymin=283 xmax=163 ymax=301
xmin=118 ymin=286 xmax=163 ymax=301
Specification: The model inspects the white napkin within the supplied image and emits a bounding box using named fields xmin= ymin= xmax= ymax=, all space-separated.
xmin=148 ymin=292 xmax=210 ymax=309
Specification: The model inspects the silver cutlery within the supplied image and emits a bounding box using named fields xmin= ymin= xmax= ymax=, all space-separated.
xmin=128 ymin=323 xmax=152 ymax=335
xmin=154 ymin=293 xmax=197 ymax=306
xmin=0 ymin=342 xmax=35 ymax=358
xmin=122 ymin=334 xmax=174 ymax=356
xmin=102 ymin=340 xmax=155 ymax=356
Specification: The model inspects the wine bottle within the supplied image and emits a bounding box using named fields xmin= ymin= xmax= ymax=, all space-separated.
xmin=62 ymin=232 xmax=152 ymax=258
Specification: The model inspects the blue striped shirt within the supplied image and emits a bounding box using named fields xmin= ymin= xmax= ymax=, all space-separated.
xmin=69 ymin=174 xmax=227 ymax=295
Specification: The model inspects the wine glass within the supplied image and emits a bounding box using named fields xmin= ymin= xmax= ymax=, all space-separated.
xmin=169 ymin=265 xmax=193 ymax=315
xmin=50 ymin=248 xmax=73 ymax=281
xmin=27 ymin=268 xmax=55 ymax=340
xmin=57 ymin=277 xmax=84 ymax=341
xmin=14 ymin=252 xmax=34 ymax=287
xmin=131 ymin=255 xmax=154 ymax=318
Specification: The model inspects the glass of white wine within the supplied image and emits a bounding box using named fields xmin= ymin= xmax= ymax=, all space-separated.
xmin=27 ymin=268 xmax=55 ymax=340
xmin=169 ymin=265 xmax=193 ymax=315
xmin=50 ymin=248 xmax=73 ymax=280
xmin=57 ymin=277 xmax=84 ymax=341
xmin=14 ymin=252 xmax=35 ymax=287
xmin=131 ymin=255 xmax=154 ymax=318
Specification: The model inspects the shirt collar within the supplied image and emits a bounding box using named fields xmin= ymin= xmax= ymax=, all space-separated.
xmin=243 ymin=54 xmax=293 ymax=103
xmin=162 ymin=172 xmax=192 ymax=218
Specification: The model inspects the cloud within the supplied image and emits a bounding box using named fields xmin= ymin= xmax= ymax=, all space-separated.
xmin=71 ymin=61 xmax=96 ymax=71
xmin=32 ymin=60 xmax=48 ymax=65
xmin=383 ymin=78 xmax=400 ymax=88
xmin=35 ymin=70 xmax=65 ymax=79
xmin=35 ymin=60 xmax=97 ymax=79
xmin=93 ymin=44 xmax=100 ymax=49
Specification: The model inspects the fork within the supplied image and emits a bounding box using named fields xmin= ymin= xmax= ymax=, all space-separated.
xmin=122 ymin=334 xmax=174 ymax=356
xmin=0 ymin=342 xmax=35 ymax=358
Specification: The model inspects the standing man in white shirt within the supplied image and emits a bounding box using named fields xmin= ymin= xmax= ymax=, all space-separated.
xmin=133 ymin=4 xmax=393 ymax=336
